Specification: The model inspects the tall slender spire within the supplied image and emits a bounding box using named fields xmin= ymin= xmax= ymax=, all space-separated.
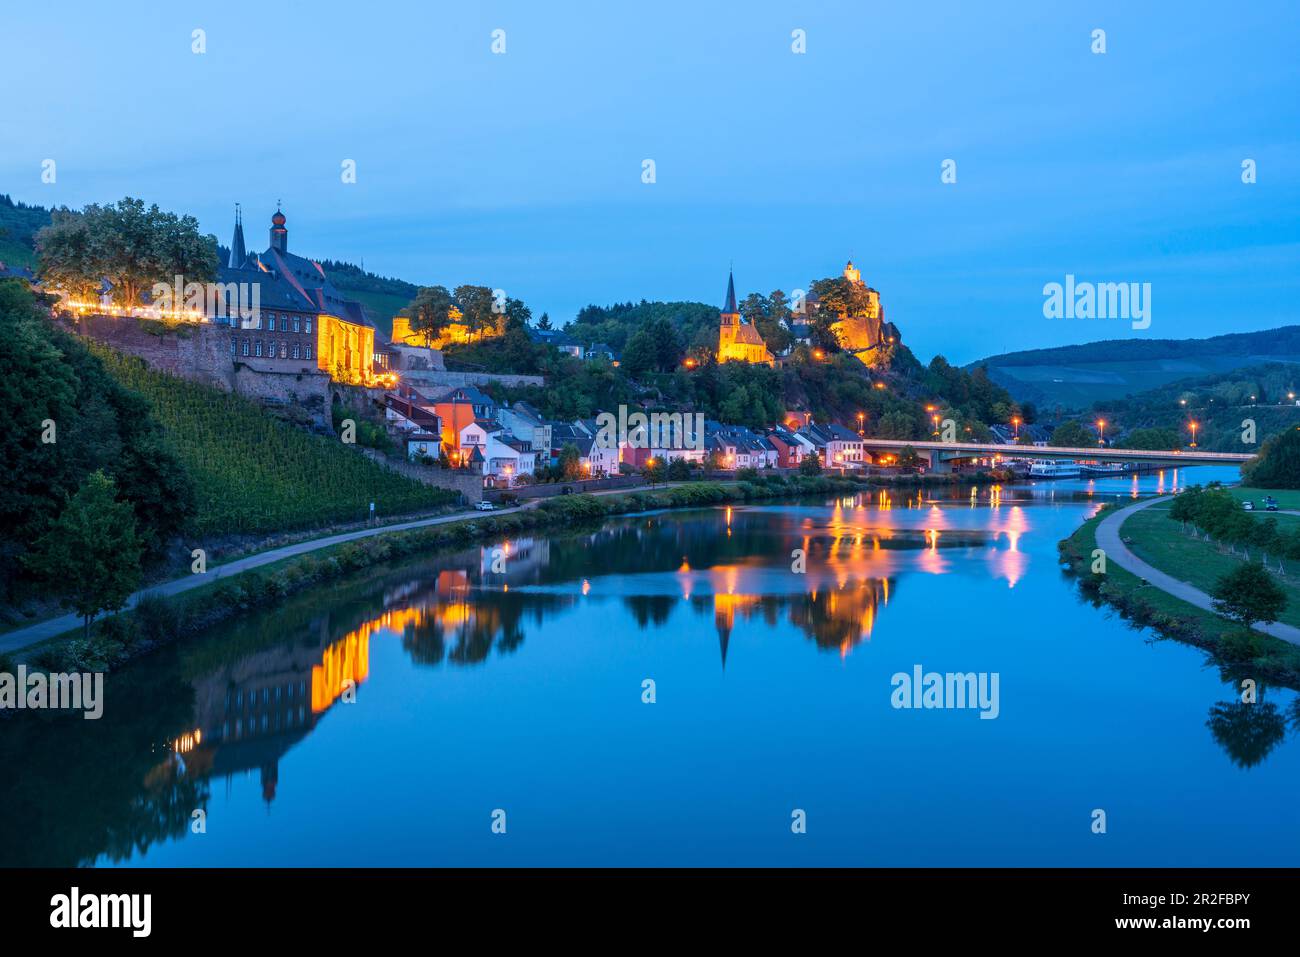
xmin=723 ymin=268 xmax=737 ymax=315
xmin=229 ymin=203 xmax=246 ymax=268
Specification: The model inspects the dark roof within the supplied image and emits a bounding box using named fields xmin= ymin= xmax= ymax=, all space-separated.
xmin=434 ymin=385 xmax=494 ymax=406
xmin=530 ymin=327 xmax=578 ymax=346
xmin=723 ymin=269 xmax=737 ymax=314
xmin=222 ymin=207 xmax=371 ymax=327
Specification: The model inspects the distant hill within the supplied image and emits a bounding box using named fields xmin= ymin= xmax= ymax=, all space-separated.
xmin=315 ymin=259 xmax=418 ymax=339
xmin=1093 ymin=361 xmax=1300 ymax=453
xmin=971 ymin=326 xmax=1300 ymax=411
xmin=0 ymin=194 xmax=51 ymax=269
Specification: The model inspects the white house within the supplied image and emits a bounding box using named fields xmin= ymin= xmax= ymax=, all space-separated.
xmin=460 ymin=420 xmax=538 ymax=487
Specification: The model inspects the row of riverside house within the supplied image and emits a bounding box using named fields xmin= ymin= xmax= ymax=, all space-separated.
xmin=386 ymin=385 xmax=872 ymax=489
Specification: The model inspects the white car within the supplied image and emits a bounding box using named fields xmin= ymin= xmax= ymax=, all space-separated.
xmin=474 ymin=500 xmax=496 ymax=511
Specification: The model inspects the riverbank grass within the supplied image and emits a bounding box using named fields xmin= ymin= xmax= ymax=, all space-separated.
xmin=1121 ymin=503 xmax=1300 ymax=629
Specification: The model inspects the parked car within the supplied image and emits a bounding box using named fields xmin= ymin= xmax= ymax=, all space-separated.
xmin=1243 ymin=500 xmax=1255 ymax=510
xmin=474 ymin=500 xmax=496 ymax=511
xmin=1265 ymin=497 xmax=1279 ymax=512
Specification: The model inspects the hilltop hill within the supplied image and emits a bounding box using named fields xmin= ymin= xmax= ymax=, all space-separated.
xmin=972 ymin=326 xmax=1300 ymax=411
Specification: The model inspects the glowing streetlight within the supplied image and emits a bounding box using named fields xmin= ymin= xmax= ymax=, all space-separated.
xmin=1189 ymin=421 xmax=1198 ymax=448
xmin=1096 ymin=419 xmax=1106 ymax=446
xmin=1011 ymin=416 xmax=1021 ymax=439
xmin=857 ymin=411 xmax=865 ymax=435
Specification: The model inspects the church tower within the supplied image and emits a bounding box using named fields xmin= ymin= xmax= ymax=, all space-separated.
xmin=228 ymin=204 xmax=247 ymax=268
xmin=719 ymin=268 xmax=740 ymax=350
xmin=270 ymin=205 xmax=288 ymax=253
xmin=716 ymin=268 xmax=774 ymax=366
xmin=844 ymin=259 xmax=861 ymax=285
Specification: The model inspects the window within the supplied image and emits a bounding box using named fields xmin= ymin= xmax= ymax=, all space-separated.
xmin=305 ymin=317 xmax=313 ymax=333
xmin=268 ymin=315 xmax=277 ymax=331
xmin=293 ymin=316 xmax=301 ymax=332
xmin=241 ymin=339 xmax=250 ymax=356
xmin=292 ymin=342 xmax=301 ymax=359
xmin=280 ymin=342 xmax=287 ymax=358
xmin=255 ymin=341 xmax=263 ymax=357
xmin=305 ymin=344 xmax=312 ymax=359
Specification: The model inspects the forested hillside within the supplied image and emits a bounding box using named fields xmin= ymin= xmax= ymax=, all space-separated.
xmin=0 ymin=194 xmax=51 ymax=268
xmin=971 ymin=326 xmax=1300 ymax=409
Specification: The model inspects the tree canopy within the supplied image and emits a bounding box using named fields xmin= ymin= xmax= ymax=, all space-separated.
xmin=36 ymin=197 xmax=218 ymax=306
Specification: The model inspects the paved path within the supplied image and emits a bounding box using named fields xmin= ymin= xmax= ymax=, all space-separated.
xmin=1095 ymin=495 xmax=1300 ymax=646
xmin=0 ymin=480 xmax=704 ymax=655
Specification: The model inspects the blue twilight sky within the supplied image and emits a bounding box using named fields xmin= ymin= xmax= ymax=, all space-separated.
xmin=2 ymin=0 xmax=1297 ymax=364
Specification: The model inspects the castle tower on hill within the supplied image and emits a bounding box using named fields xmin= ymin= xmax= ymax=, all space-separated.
xmin=716 ymin=268 xmax=774 ymax=366
xmin=830 ymin=258 xmax=898 ymax=360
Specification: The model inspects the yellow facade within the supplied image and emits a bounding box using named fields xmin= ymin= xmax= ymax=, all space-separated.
xmin=831 ymin=259 xmax=888 ymax=356
xmin=391 ymin=306 xmax=496 ymax=350
xmin=317 ymin=313 xmax=376 ymax=384
xmin=718 ymin=312 xmax=775 ymax=366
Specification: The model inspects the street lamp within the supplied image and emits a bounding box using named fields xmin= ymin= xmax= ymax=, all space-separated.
xmin=1011 ymin=416 xmax=1021 ymax=439
xmin=857 ymin=411 xmax=865 ymax=435
xmin=1096 ymin=419 xmax=1106 ymax=446
xmin=1189 ymin=421 xmax=1198 ymax=448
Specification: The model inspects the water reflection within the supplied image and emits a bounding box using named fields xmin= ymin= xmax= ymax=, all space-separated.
xmin=6 ymin=470 xmax=1296 ymax=867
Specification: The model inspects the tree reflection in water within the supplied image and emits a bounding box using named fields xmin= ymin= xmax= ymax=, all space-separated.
xmin=3 ymin=491 xmax=1295 ymax=866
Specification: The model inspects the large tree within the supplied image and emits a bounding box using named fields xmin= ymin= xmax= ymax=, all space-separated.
xmin=0 ymin=281 xmax=193 ymax=599
xmin=25 ymin=470 xmax=143 ymax=639
xmin=1242 ymin=427 xmax=1300 ymax=489
xmin=404 ymin=285 xmax=455 ymax=346
xmin=1211 ymin=561 xmax=1287 ymax=630
xmin=37 ymin=197 xmax=218 ymax=307
xmin=453 ymin=285 xmax=499 ymax=337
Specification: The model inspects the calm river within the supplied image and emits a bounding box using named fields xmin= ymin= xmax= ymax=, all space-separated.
xmin=5 ymin=466 xmax=1298 ymax=867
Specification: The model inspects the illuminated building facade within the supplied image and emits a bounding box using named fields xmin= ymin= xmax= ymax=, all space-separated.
xmin=223 ymin=206 xmax=378 ymax=384
xmin=824 ymin=259 xmax=901 ymax=361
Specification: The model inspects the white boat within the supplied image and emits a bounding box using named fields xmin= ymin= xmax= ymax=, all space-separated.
xmin=1028 ymin=459 xmax=1081 ymax=478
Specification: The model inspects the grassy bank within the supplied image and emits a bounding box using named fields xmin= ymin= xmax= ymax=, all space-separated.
xmin=1059 ymin=504 xmax=1300 ymax=687
xmin=3 ymin=474 xmax=877 ymax=677
xmin=1122 ymin=502 xmax=1300 ymax=629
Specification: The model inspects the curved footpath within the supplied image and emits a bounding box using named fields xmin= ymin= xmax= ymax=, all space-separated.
xmin=1 ymin=483 xmax=695 ymax=656
xmin=1094 ymin=495 xmax=1300 ymax=647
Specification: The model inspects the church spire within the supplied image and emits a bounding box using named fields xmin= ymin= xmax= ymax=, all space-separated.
xmin=228 ymin=203 xmax=246 ymax=268
xmin=723 ymin=268 xmax=738 ymax=315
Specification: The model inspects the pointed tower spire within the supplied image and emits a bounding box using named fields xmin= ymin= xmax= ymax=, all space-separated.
xmin=229 ymin=203 xmax=247 ymax=269
xmin=723 ymin=268 xmax=738 ymax=315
